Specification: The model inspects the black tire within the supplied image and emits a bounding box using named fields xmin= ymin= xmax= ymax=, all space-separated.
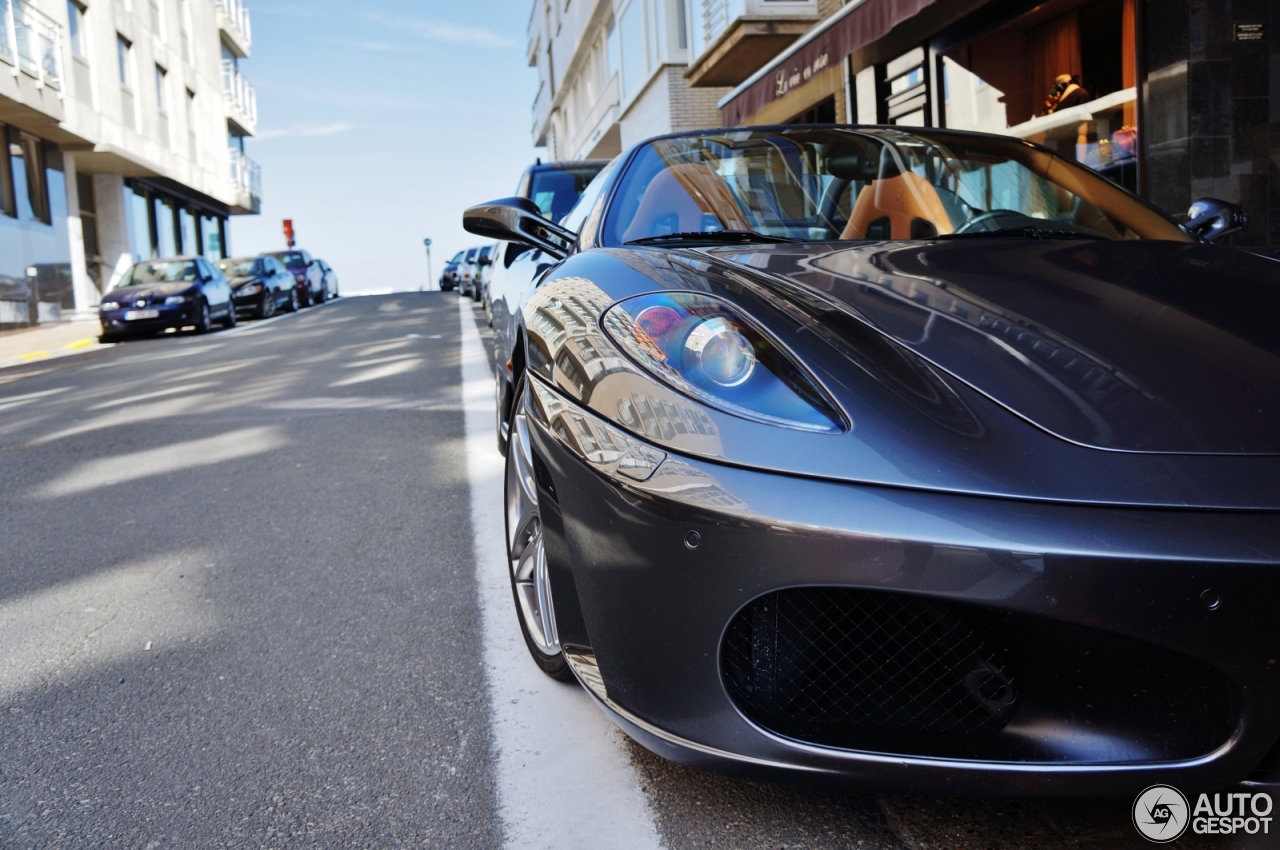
xmin=316 ymin=285 xmax=327 ymax=304
xmin=285 ymin=288 xmax=299 ymax=312
xmin=193 ymin=300 xmax=212 ymax=334
xmin=300 ymin=289 xmax=312 ymax=308
xmin=259 ymin=290 xmax=276 ymax=319
xmin=222 ymin=302 xmax=237 ymax=329
xmin=504 ymin=377 xmax=573 ymax=681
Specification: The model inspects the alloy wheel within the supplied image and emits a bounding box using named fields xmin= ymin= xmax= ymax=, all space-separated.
xmin=261 ymin=291 xmax=276 ymax=319
xmin=505 ymin=387 xmax=560 ymax=659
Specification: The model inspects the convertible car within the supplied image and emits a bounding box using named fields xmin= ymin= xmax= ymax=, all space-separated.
xmin=463 ymin=126 xmax=1280 ymax=797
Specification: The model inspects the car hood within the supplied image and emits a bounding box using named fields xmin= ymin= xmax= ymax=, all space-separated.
xmin=703 ymin=239 xmax=1280 ymax=456
xmin=230 ymin=275 xmax=263 ymax=288
xmin=107 ymin=282 xmax=193 ymax=301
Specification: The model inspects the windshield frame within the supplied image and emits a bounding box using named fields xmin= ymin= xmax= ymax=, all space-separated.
xmin=593 ymin=125 xmax=1191 ymax=250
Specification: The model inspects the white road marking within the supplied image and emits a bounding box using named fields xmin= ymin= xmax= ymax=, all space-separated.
xmin=458 ymin=298 xmax=663 ymax=850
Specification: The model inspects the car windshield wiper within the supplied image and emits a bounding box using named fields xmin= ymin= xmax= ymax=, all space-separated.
xmin=626 ymin=230 xmax=802 ymax=246
xmin=937 ymin=226 xmax=1106 ymax=241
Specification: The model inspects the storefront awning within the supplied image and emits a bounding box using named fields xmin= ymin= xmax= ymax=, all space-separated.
xmin=718 ymin=0 xmax=939 ymax=126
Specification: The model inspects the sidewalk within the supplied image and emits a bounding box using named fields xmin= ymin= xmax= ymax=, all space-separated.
xmin=0 ymin=318 xmax=105 ymax=370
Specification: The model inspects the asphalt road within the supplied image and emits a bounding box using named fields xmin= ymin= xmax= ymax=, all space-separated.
xmin=0 ymin=293 xmax=1255 ymax=848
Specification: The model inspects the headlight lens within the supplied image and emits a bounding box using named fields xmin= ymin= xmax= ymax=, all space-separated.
xmin=603 ymin=292 xmax=844 ymax=432
xmin=164 ymin=295 xmax=188 ymax=305
xmin=100 ymin=301 xmax=120 ymax=311
xmin=238 ymin=283 xmax=262 ymax=295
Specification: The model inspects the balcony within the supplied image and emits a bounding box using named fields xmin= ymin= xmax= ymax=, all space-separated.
xmin=531 ymin=80 xmax=550 ymax=144
xmin=215 ymin=0 xmax=252 ymax=57
xmin=229 ymin=148 xmax=261 ymax=212
xmin=685 ymin=0 xmax=818 ymax=88
xmin=0 ymin=0 xmax=64 ymax=92
xmin=221 ymin=59 xmax=256 ymax=133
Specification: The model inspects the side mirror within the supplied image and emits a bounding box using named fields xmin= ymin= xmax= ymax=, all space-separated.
xmin=463 ymin=196 xmax=574 ymax=260
xmin=1186 ymin=198 xmax=1246 ymax=242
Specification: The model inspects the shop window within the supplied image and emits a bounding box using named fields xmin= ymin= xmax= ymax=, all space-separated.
xmin=77 ymin=173 xmax=103 ymax=292
xmin=125 ymin=183 xmax=153 ymax=259
xmin=156 ymin=196 xmax=178 ymax=257
xmin=179 ymin=207 xmax=196 ymax=255
xmin=4 ymin=130 xmax=50 ymax=224
xmin=938 ymin=0 xmax=1137 ymax=190
xmin=881 ymin=48 xmax=929 ymax=127
xmin=789 ymin=97 xmax=836 ymax=125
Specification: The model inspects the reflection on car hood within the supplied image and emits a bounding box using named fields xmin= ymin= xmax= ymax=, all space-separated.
xmin=705 ymin=240 xmax=1280 ymax=455
xmin=108 ymin=282 xmax=192 ymax=300
xmin=230 ymin=276 xmax=262 ymax=288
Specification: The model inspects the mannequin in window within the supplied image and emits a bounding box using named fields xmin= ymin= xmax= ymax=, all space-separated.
xmin=1045 ymin=74 xmax=1091 ymax=114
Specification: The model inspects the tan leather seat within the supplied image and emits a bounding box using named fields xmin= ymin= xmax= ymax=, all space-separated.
xmin=842 ymin=171 xmax=955 ymax=240
xmin=622 ymin=163 xmax=750 ymax=243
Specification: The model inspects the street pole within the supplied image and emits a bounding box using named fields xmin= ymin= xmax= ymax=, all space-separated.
xmin=423 ymin=238 xmax=433 ymax=291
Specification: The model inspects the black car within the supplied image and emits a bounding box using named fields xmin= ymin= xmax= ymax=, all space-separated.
xmin=516 ymin=158 xmax=610 ymax=223
xmin=440 ymin=250 xmax=464 ymax=291
xmin=216 ymin=255 xmax=298 ymax=319
xmin=99 ymin=256 xmax=236 ymax=342
xmin=266 ymin=249 xmax=325 ymax=307
xmin=464 ymin=125 xmax=1280 ymax=797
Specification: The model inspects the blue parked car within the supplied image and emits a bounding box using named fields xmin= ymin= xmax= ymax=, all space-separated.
xmin=99 ymin=257 xmax=235 ymax=343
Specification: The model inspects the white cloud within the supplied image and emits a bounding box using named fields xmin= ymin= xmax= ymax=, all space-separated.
xmin=256 ymin=121 xmax=356 ymax=140
xmin=372 ymin=16 xmax=513 ymax=48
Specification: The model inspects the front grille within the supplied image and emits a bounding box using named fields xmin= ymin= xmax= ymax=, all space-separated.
xmin=722 ymin=589 xmax=1016 ymax=747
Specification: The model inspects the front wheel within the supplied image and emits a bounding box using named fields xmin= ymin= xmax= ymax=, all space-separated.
xmin=286 ymin=289 xmax=299 ymax=313
xmin=222 ymin=302 xmax=237 ymax=328
xmin=259 ymin=291 xmax=276 ymax=319
xmin=505 ymin=378 xmax=572 ymax=681
xmin=193 ymin=300 xmax=212 ymax=334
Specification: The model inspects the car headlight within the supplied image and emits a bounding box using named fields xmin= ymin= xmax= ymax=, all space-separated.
xmin=100 ymin=301 xmax=120 ymax=311
xmin=238 ymin=283 xmax=262 ymax=295
xmin=164 ymin=295 xmax=188 ymax=305
xmin=602 ymin=292 xmax=845 ymax=432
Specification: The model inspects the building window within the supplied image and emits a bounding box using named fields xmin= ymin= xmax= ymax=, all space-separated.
xmin=186 ymin=89 xmax=198 ymax=162
xmin=67 ymin=1 xmax=87 ymax=57
xmin=180 ymin=0 xmax=194 ymax=63
xmin=116 ymin=35 xmax=132 ymax=86
xmin=619 ymin=1 xmax=644 ymax=100
xmin=149 ymin=0 xmax=164 ymax=39
xmin=154 ymin=65 xmax=168 ymax=112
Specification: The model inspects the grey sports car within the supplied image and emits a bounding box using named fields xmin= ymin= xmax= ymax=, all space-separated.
xmin=463 ymin=125 xmax=1280 ymax=797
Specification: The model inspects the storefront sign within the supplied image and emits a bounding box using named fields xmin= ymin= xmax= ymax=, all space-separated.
xmin=721 ymin=0 xmax=938 ymax=126
xmin=1234 ymin=22 xmax=1265 ymax=41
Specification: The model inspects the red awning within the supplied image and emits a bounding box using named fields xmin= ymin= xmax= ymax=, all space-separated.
xmin=718 ymin=0 xmax=939 ymax=126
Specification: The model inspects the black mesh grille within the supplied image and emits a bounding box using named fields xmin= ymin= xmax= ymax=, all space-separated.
xmin=722 ymin=589 xmax=1017 ymax=747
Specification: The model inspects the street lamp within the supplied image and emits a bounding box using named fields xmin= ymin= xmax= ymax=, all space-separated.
xmin=422 ymin=238 xmax=432 ymax=292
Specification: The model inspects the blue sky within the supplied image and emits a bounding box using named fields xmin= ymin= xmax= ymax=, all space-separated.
xmin=229 ymin=0 xmax=541 ymax=293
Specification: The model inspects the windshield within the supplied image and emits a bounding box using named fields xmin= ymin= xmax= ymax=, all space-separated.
xmin=217 ymin=258 xmax=260 ymax=277
xmin=529 ymin=165 xmax=606 ymax=223
xmin=116 ymin=260 xmax=199 ymax=289
xmin=271 ymin=251 xmax=306 ymax=269
xmin=603 ymin=128 xmax=1190 ymax=245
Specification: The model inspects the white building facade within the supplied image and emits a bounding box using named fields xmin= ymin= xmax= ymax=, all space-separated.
xmin=0 ymin=0 xmax=260 ymax=328
xmin=528 ymin=0 xmax=730 ymax=162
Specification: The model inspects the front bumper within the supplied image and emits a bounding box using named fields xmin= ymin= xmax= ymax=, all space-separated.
xmin=100 ymin=303 xmax=199 ymax=333
xmin=524 ymin=377 xmax=1280 ymax=797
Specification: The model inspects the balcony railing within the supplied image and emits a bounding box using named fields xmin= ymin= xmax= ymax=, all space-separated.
xmin=0 ymin=0 xmax=64 ymax=91
xmin=215 ymin=0 xmax=252 ymax=51
xmin=229 ymin=148 xmax=260 ymax=199
xmin=221 ymin=59 xmax=257 ymax=127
